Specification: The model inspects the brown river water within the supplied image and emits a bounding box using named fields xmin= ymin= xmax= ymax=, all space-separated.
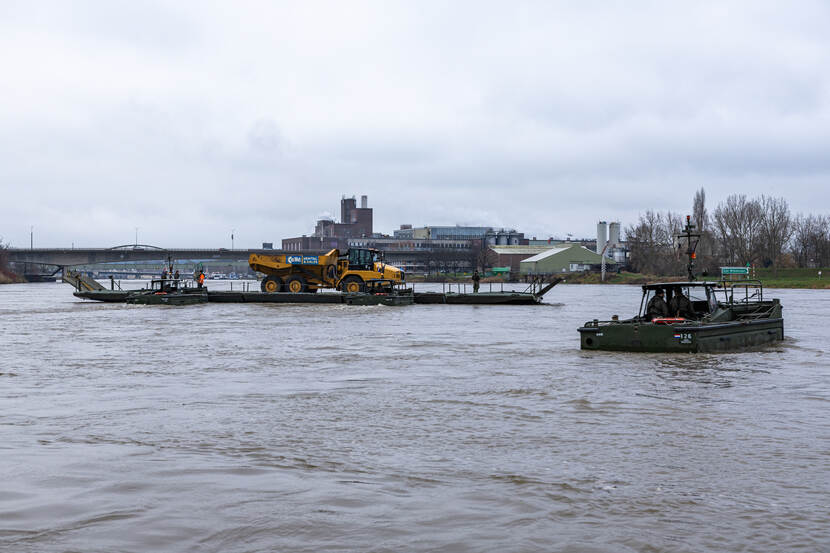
xmin=1 ymin=281 xmax=828 ymax=552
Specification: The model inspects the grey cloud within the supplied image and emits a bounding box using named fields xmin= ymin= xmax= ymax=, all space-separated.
xmin=1 ymin=1 xmax=829 ymax=248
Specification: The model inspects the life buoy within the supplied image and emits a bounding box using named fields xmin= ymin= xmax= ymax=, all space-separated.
xmin=652 ymin=317 xmax=685 ymax=324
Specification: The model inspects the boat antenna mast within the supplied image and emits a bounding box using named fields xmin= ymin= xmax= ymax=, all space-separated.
xmin=677 ymin=215 xmax=702 ymax=281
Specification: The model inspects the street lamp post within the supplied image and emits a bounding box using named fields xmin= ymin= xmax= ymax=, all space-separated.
xmin=231 ymin=229 xmax=235 ymax=250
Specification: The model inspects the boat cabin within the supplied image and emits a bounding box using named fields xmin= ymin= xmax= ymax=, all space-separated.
xmin=638 ymin=280 xmax=767 ymax=322
xmin=148 ymin=278 xmax=193 ymax=293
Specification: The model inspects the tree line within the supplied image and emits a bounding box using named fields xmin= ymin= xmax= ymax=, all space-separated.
xmin=625 ymin=189 xmax=830 ymax=275
xmin=0 ymin=237 xmax=16 ymax=283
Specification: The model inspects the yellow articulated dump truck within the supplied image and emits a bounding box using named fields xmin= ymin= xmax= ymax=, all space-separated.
xmin=249 ymin=248 xmax=405 ymax=293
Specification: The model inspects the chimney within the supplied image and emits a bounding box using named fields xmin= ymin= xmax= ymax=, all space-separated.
xmin=361 ymin=195 xmax=368 ymax=208
xmin=597 ymin=221 xmax=608 ymax=254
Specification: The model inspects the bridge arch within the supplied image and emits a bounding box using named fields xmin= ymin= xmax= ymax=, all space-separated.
xmin=108 ymin=244 xmax=168 ymax=251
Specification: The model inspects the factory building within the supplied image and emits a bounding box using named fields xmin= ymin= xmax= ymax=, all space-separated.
xmin=519 ymin=244 xmax=617 ymax=276
xmin=393 ymin=225 xmax=526 ymax=245
xmin=279 ymin=196 xmax=533 ymax=274
xmin=346 ymin=236 xmax=482 ymax=274
xmin=596 ymin=220 xmax=628 ymax=264
xmin=486 ymin=245 xmax=558 ymax=274
xmin=282 ymin=195 xmax=374 ymax=251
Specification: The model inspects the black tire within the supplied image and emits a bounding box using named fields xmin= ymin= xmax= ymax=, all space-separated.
xmin=340 ymin=275 xmax=365 ymax=293
xmin=261 ymin=275 xmax=283 ymax=293
xmin=285 ymin=275 xmax=308 ymax=293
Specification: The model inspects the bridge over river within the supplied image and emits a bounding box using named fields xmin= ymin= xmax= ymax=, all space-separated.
xmin=7 ymin=244 xmax=453 ymax=281
xmin=6 ymin=245 xmax=288 ymax=280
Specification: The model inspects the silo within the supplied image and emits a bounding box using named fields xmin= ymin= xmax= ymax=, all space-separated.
xmin=609 ymin=222 xmax=621 ymax=247
xmin=596 ymin=221 xmax=608 ymax=254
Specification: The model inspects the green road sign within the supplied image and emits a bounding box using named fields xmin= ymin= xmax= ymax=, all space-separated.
xmin=721 ymin=267 xmax=749 ymax=275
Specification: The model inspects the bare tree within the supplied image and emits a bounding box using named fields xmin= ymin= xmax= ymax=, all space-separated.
xmin=627 ymin=190 xmax=826 ymax=272
xmin=687 ymin=187 xmax=718 ymax=274
xmin=465 ymin=239 xmax=490 ymax=272
xmin=625 ymin=211 xmax=685 ymax=275
xmin=758 ymin=195 xmax=794 ymax=271
xmin=790 ymin=214 xmax=830 ymax=267
xmin=0 ymin=238 xmax=14 ymax=280
xmin=712 ymin=194 xmax=763 ymax=266
xmin=692 ymin=187 xmax=709 ymax=232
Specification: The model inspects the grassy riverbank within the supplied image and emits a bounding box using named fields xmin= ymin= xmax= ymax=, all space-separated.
xmin=752 ymin=267 xmax=830 ymax=289
xmin=560 ymin=271 xmax=680 ymax=285
xmin=561 ymin=268 xmax=830 ymax=288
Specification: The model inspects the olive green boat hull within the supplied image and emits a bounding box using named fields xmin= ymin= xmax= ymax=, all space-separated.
xmin=578 ymin=318 xmax=784 ymax=353
xmin=74 ymin=290 xmax=134 ymax=302
xmin=344 ymin=293 xmax=414 ymax=306
xmin=125 ymin=293 xmax=208 ymax=306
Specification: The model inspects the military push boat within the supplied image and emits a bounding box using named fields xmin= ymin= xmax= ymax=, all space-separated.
xmin=123 ymin=278 xmax=207 ymax=306
xmin=578 ymin=216 xmax=784 ymax=353
xmin=578 ymin=280 xmax=784 ymax=352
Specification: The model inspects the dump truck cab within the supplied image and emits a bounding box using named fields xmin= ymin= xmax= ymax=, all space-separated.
xmin=336 ymin=248 xmax=405 ymax=293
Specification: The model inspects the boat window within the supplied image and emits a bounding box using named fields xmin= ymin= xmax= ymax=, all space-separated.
xmin=706 ymin=288 xmax=718 ymax=312
xmin=687 ymin=287 xmax=707 ymax=303
xmin=639 ymin=289 xmax=652 ymax=318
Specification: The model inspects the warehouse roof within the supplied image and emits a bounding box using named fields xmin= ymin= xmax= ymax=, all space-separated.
xmin=520 ymin=246 xmax=571 ymax=263
xmin=488 ymin=245 xmax=557 ymax=255
xmin=520 ymin=244 xmax=615 ymax=264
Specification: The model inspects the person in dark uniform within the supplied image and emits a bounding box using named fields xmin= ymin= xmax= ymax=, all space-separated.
xmin=670 ymin=289 xmax=695 ymax=319
xmin=472 ymin=269 xmax=481 ymax=293
xmin=646 ymin=288 xmax=670 ymax=320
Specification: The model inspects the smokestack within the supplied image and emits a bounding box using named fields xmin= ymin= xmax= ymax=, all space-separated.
xmin=597 ymin=221 xmax=608 ymax=254
xmin=361 ymin=195 xmax=368 ymax=208
xmin=609 ymin=222 xmax=621 ymax=247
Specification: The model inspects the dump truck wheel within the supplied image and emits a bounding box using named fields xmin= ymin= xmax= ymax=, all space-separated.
xmin=341 ymin=276 xmax=364 ymax=293
xmin=261 ymin=276 xmax=283 ymax=293
xmin=286 ymin=275 xmax=308 ymax=293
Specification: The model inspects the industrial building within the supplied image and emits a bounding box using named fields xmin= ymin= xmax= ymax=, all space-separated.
xmin=278 ymin=194 xmax=636 ymax=277
xmin=596 ymin=220 xmax=628 ymax=264
xmin=346 ymin=236 xmax=481 ymax=274
xmin=282 ymin=195 xmax=373 ymax=251
xmin=393 ymin=225 xmax=526 ymax=245
xmin=486 ymin=245 xmax=558 ymax=274
xmin=519 ymin=244 xmax=617 ymax=276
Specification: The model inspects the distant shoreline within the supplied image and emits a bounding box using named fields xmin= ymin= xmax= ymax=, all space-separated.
xmin=3 ymin=271 xmax=828 ymax=289
xmin=409 ymin=270 xmax=830 ymax=290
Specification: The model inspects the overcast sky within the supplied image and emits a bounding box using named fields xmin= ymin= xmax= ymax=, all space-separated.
xmin=1 ymin=1 xmax=829 ymax=248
